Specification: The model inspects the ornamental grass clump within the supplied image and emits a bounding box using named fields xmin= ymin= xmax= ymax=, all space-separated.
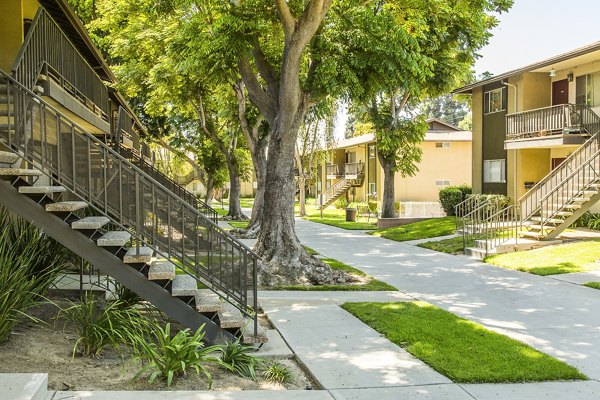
xmin=0 ymin=207 xmax=69 ymax=342
xmin=217 ymin=339 xmax=262 ymax=379
xmin=262 ymin=361 xmax=293 ymax=384
xmin=133 ymin=322 xmax=221 ymax=387
xmin=59 ymin=292 xmax=152 ymax=357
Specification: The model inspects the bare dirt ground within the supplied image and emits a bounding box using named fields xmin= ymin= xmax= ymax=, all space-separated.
xmin=0 ymin=297 xmax=312 ymax=391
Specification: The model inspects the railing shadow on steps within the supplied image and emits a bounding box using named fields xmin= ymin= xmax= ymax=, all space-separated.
xmin=0 ymin=70 xmax=260 ymax=336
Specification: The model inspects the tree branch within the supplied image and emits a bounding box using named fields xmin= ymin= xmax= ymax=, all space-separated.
xmin=252 ymin=40 xmax=279 ymax=97
xmin=275 ymin=0 xmax=296 ymax=38
xmin=238 ymin=56 xmax=277 ymax=125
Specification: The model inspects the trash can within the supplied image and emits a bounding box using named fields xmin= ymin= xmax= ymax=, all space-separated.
xmin=345 ymin=207 xmax=357 ymax=222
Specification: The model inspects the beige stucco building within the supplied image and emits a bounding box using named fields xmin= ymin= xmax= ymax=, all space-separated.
xmin=318 ymin=119 xmax=472 ymax=206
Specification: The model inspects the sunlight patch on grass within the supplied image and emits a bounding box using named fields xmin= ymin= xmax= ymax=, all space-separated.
xmin=228 ymin=221 xmax=250 ymax=229
xmin=485 ymin=240 xmax=600 ymax=276
xmin=342 ymin=301 xmax=586 ymax=383
xmin=371 ymin=217 xmax=456 ymax=242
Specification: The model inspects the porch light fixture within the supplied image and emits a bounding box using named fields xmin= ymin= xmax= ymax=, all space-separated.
xmin=549 ymin=68 xmax=556 ymax=77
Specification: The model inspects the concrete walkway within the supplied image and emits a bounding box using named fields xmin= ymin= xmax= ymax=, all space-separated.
xmin=264 ymin=218 xmax=600 ymax=399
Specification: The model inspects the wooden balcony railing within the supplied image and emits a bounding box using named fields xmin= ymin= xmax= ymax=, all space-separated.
xmin=13 ymin=8 xmax=110 ymax=119
xmin=506 ymin=104 xmax=600 ymax=141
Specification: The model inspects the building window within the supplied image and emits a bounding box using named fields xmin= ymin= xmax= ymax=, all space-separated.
xmin=576 ymin=72 xmax=600 ymax=107
xmin=436 ymin=180 xmax=451 ymax=187
xmin=435 ymin=142 xmax=451 ymax=148
xmin=484 ymin=88 xmax=506 ymax=114
xmin=483 ymin=159 xmax=506 ymax=183
xmin=368 ymin=145 xmax=376 ymax=158
xmin=368 ymin=182 xmax=376 ymax=195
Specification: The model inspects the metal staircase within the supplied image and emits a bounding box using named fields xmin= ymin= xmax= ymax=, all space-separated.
xmin=459 ymin=104 xmax=600 ymax=257
xmin=0 ymin=71 xmax=266 ymax=345
xmin=318 ymin=177 xmax=352 ymax=210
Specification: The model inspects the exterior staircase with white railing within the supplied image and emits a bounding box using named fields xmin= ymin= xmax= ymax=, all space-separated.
xmin=0 ymin=71 xmax=266 ymax=345
xmin=458 ymin=104 xmax=600 ymax=259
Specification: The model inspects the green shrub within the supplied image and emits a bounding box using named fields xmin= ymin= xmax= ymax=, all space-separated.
xmin=439 ymin=188 xmax=463 ymax=216
xmin=455 ymin=184 xmax=472 ymax=198
xmin=133 ymin=323 xmax=220 ymax=387
xmin=59 ymin=293 xmax=151 ymax=357
xmin=0 ymin=208 xmax=69 ymax=342
xmin=393 ymin=201 xmax=401 ymax=214
xmin=334 ymin=197 xmax=349 ymax=209
xmin=217 ymin=340 xmax=261 ymax=379
xmin=262 ymin=361 xmax=293 ymax=383
xmin=574 ymin=212 xmax=600 ymax=230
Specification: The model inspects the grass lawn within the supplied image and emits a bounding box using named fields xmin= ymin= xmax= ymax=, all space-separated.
xmin=214 ymin=207 xmax=229 ymax=217
xmin=342 ymin=301 xmax=586 ymax=383
xmin=300 ymin=204 xmax=378 ymax=230
xmin=239 ymin=198 xmax=255 ymax=209
xmin=228 ymin=220 xmax=250 ymax=229
xmin=485 ymin=240 xmax=600 ymax=276
xmin=584 ymin=282 xmax=600 ymax=290
xmin=273 ymin=249 xmax=396 ymax=291
xmin=371 ymin=216 xmax=456 ymax=242
xmin=418 ymin=236 xmax=464 ymax=254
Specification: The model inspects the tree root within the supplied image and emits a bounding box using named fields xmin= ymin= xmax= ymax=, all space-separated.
xmin=231 ymin=221 xmax=260 ymax=239
xmin=258 ymin=251 xmax=352 ymax=287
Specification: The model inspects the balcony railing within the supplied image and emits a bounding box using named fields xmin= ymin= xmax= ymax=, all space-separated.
xmin=13 ymin=8 xmax=110 ymax=119
xmin=326 ymin=164 xmax=343 ymax=177
xmin=506 ymin=104 xmax=600 ymax=141
xmin=344 ymin=162 xmax=364 ymax=176
xmin=326 ymin=162 xmax=365 ymax=178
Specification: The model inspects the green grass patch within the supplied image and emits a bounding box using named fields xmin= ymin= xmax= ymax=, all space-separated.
xmin=485 ymin=240 xmax=600 ymax=276
xmin=371 ymin=217 xmax=456 ymax=242
xmin=303 ymin=245 xmax=319 ymax=256
xmin=342 ymin=301 xmax=586 ymax=383
xmin=299 ymin=204 xmax=378 ymax=230
xmin=228 ymin=221 xmax=250 ymax=229
xmin=584 ymin=282 xmax=600 ymax=290
xmin=418 ymin=236 xmax=464 ymax=254
xmin=274 ymin=258 xmax=396 ymax=291
xmin=239 ymin=198 xmax=255 ymax=209
xmin=214 ymin=207 xmax=228 ymax=217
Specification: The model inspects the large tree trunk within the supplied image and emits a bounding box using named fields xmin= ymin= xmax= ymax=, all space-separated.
xmin=254 ymin=123 xmax=345 ymax=286
xmin=379 ymin=154 xmax=397 ymax=218
xmin=225 ymin=161 xmax=247 ymax=220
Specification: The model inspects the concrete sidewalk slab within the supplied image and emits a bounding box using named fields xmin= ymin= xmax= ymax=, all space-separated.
xmin=549 ymin=270 xmax=600 ymax=285
xmin=460 ymin=381 xmax=600 ymax=400
xmin=1 ymin=373 xmax=47 ymax=400
xmin=329 ymin=384 xmax=472 ymax=400
xmin=48 ymin=391 xmax=333 ymax=400
xmin=267 ymin=303 xmax=450 ymax=390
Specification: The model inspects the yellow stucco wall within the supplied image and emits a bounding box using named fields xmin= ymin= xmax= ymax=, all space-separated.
xmin=513 ymin=149 xmax=551 ymax=200
xmin=394 ymin=140 xmax=472 ymax=202
xmin=472 ymin=87 xmax=483 ymax=194
xmin=22 ymin=0 xmax=39 ymax=21
xmin=0 ymin=0 xmax=26 ymax=71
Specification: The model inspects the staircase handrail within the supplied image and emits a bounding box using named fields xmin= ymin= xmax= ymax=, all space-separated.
xmin=13 ymin=9 xmax=109 ymax=117
xmin=116 ymin=144 xmax=218 ymax=223
xmin=519 ymin=104 xmax=600 ymax=220
xmin=319 ymin=177 xmax=348 ymax=207
xmin=534 ymin=149 xmax=600 ymax=224
xmin=0 ymin=70 xmax=260 ymax=330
